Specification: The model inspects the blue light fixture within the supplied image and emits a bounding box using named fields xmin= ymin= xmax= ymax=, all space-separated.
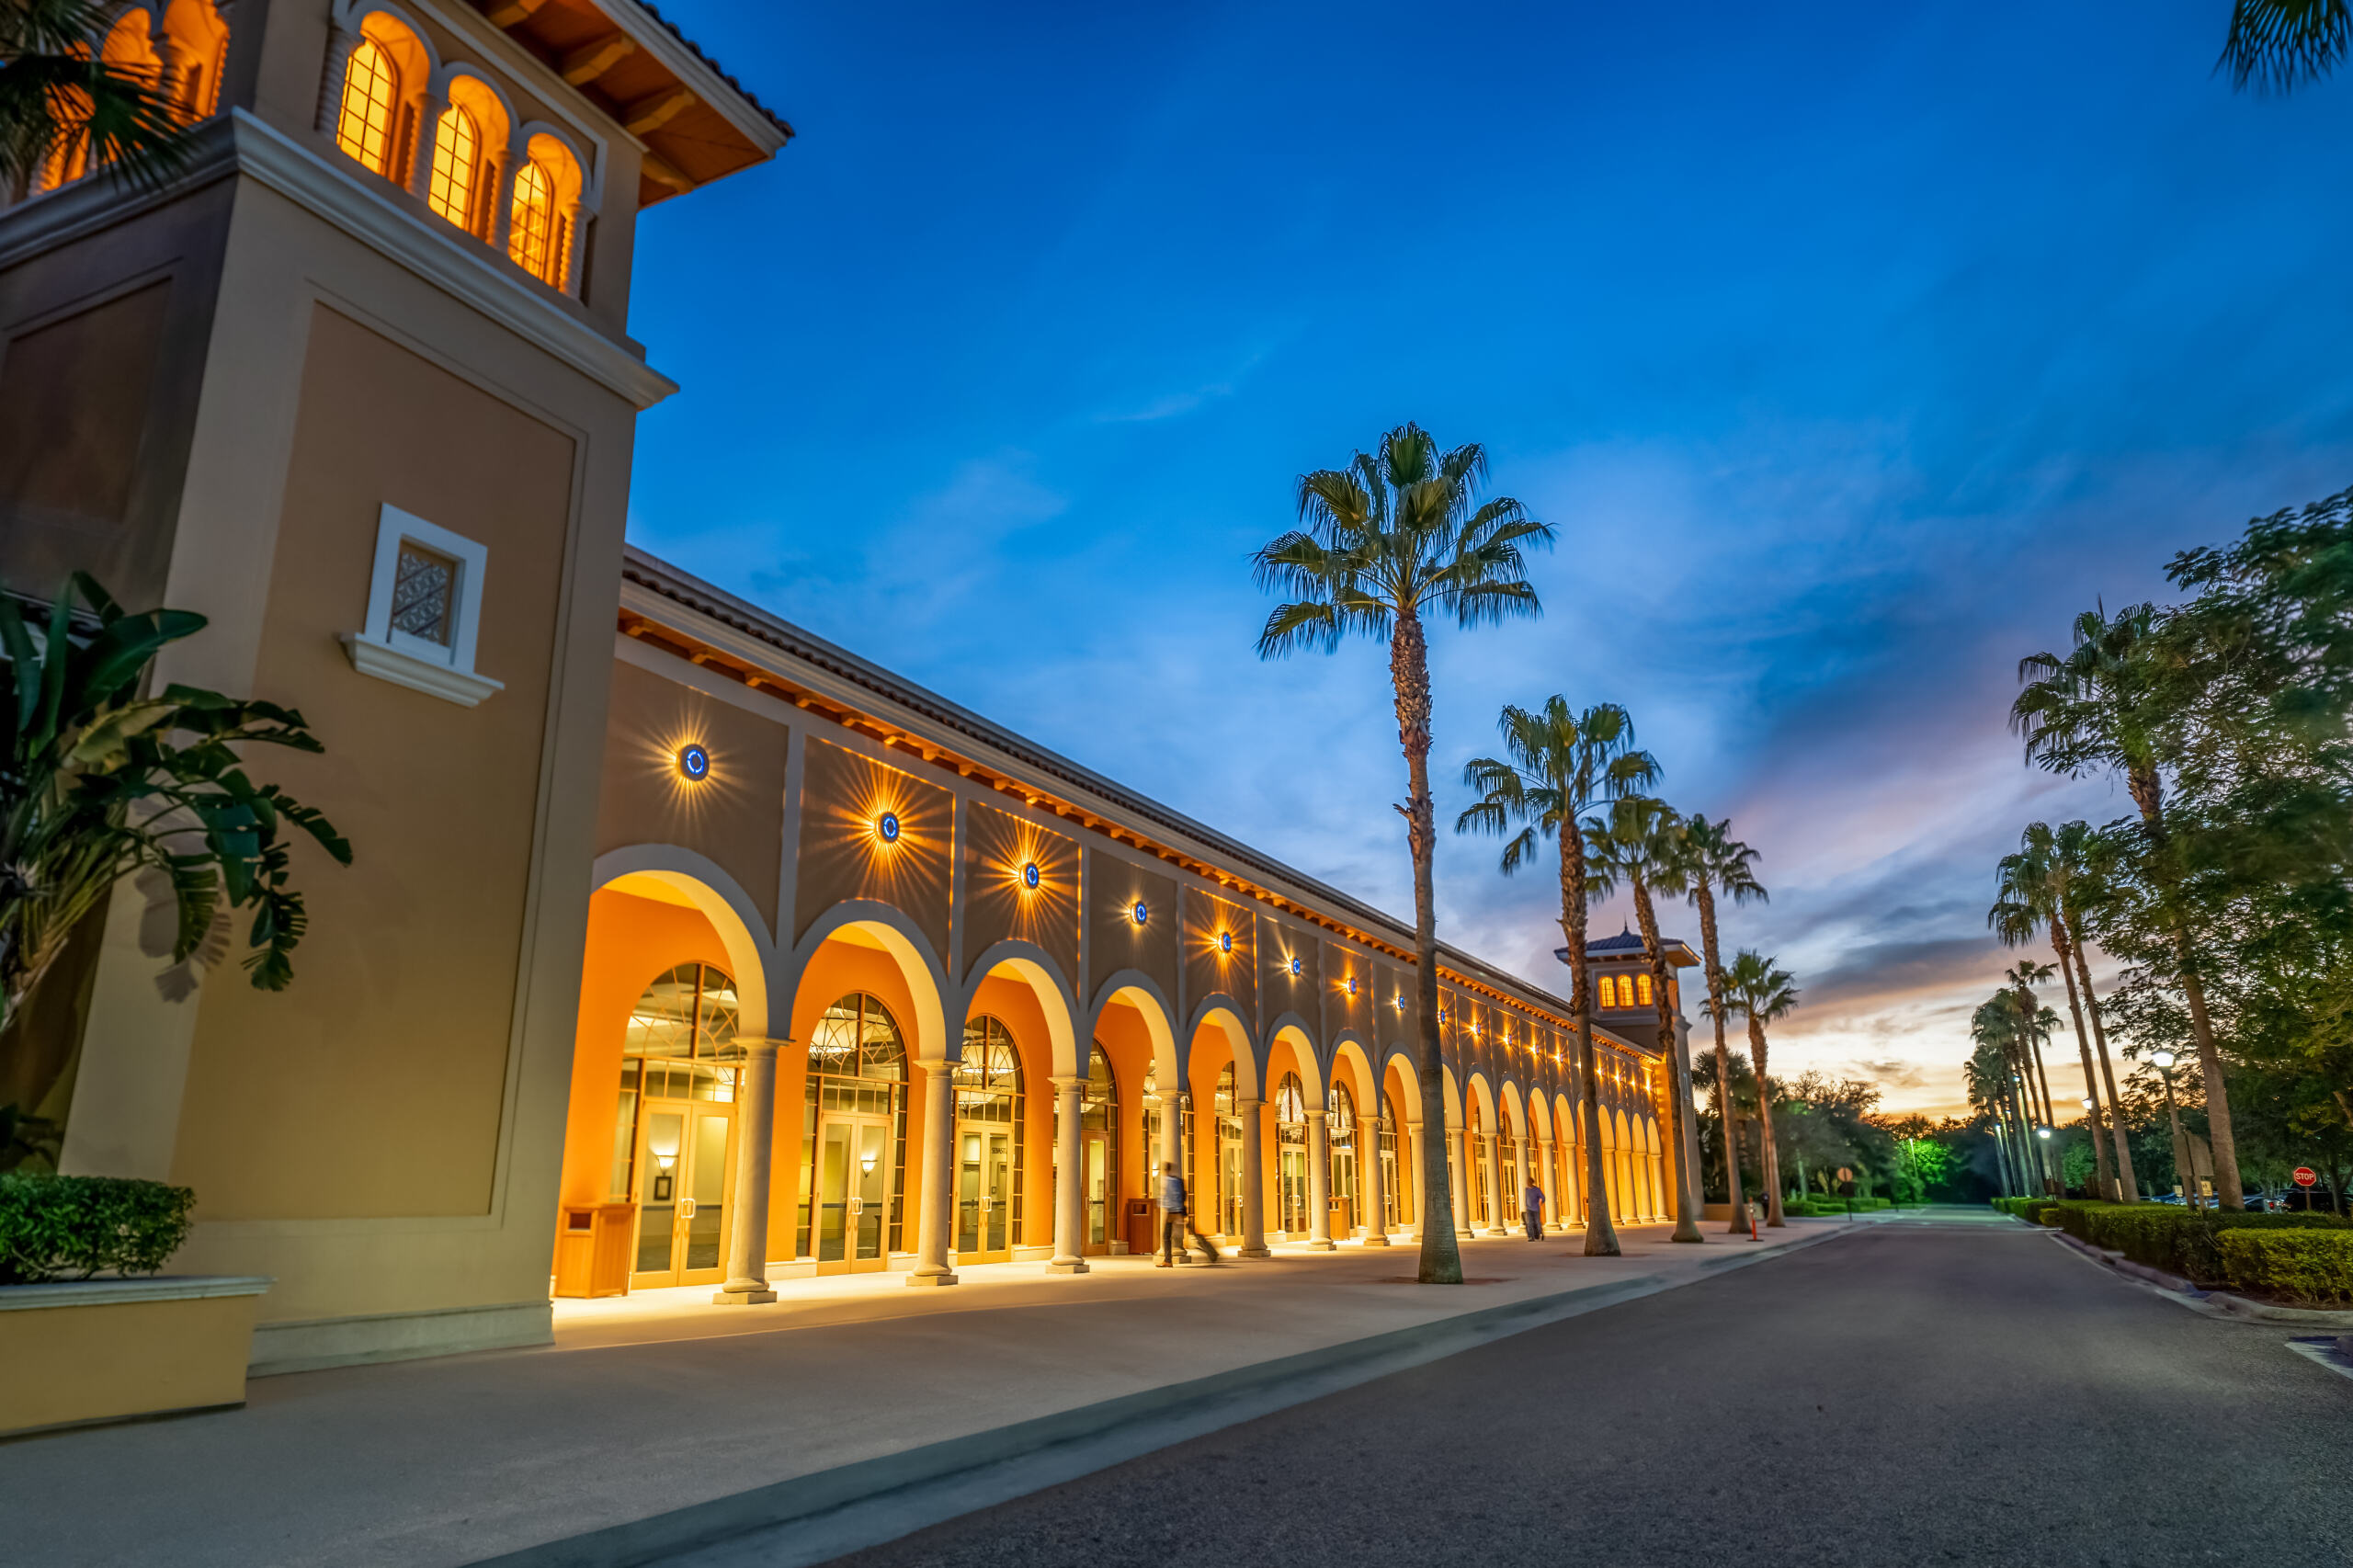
xmin=1218 ymin=931 xmax=1233 ymax=954
xmin=676 ymin=743 xmax=711 ymax=782
xmin=1023 ymin=861 xmax=1040 ymax=890
xmin=1289 ymin=956 xmax=1302 ymax=977
xmin=877 ymin=810 xmax=901 ymax=844
xmin=1346 ymin=977 xmax=1358 ymax=997
xmin=1131 ymin=899 xmax=1149 ymax=926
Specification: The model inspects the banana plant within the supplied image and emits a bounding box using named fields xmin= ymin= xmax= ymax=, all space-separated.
xmin=1 ymin=573 xmax=350 ymax=1044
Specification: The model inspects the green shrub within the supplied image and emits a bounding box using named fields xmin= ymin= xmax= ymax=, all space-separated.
xmin=0 ymin=1174 xmax=195 ymax=1285
xmin=2079 ymin=1204 xmax=2351 ymax=1283
xmin=2216 ymin=1229 xmax=2353 ymax=1305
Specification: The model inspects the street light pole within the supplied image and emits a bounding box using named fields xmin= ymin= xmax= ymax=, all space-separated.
xmin=2152 ymin=1051 xmax=2197 ymax=1211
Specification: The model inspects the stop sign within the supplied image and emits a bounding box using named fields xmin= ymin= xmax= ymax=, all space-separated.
xmin=2294 ymin=1166 xmax=2318 ymax=1187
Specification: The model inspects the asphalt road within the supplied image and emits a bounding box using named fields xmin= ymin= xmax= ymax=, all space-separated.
xmin=822 ymin=1210 xmax=2353 ymax=1568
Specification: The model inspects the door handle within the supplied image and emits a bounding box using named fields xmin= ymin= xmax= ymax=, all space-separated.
xmin=678 ymin=1199 xmax=696 ymax=1219
xmin=847 ymin=1198 xmax=863 ymax=1216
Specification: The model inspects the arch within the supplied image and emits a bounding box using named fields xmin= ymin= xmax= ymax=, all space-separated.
xmin=425 ymin=71 xmax=513 ymax=235
xmin=786 ymin=898 xmax=949 ymax=1067
xmin=1498 ymin=1079 xmax=1526 ymax=1142
xmin=592 ymin=846 xmax=775 ymax=1039
xmin=1328 ymin=1034 xmax=1378 ymax=1108
xmin=512 ymin=116 xmax=603 ymax=207
xmin=1439 ymin=1065 xmax=1464 ymax=1131
xmin=1266 ymin=1019 xmax=1321 ymax=1099
xmin=1464 ymin=1071 xmax=1497 ymax=1131
xmin=1085 ymin=973 xmax=1179 ymax=1090
xmin=1186 ymin=998 xmax=1259 ymax=1098
xmin=335 ymin=10 xmax=433 ymax=179
xmin=961 ymin=939 xmax=1080 ymax=1078
xmin=159 ymin=0 xmax=231 ymax=120
xmin=507 ymin=123 xmax=590 ymax=290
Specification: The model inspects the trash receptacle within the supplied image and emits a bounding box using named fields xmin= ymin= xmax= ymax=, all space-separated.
xmin=1125 ymin=1199 xmax=1156 ymax=1257
xmin=554 ymin=1202 xmax=636 ymax=1297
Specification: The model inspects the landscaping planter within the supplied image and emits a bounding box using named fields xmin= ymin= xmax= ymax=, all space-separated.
xmin=0 ymin=1275 xmax=270 ymax=1437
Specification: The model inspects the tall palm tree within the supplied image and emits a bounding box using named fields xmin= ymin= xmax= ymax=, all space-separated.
xmin=1720 ymin=949 xmax=1798 ymax=1226
xmin=2 ymin=0 xmax=189 ymax=195
xmin=1455 ymin=697 xmax=1655 ymax=1257
xmin=2003 ymin=959 xmax=2061 ymax=1188
xmin=1682 ymin=816 xmax=1765 ymax=1233
xmin=2015 ymin=604 xmax=2245 ymax=1208
xmin=1256 ymin=422 xmax=1552 ymax=1284
xmin=2220 ymin=0 xmax=2349 ymax=93
xmin=2056 ymin=822 xmax=2140 ymax=1199
xmin=1584 ymin=797 xmax=1704 ymax=1243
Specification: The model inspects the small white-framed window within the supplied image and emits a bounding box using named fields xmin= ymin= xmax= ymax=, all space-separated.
xmin=339 ymin=504 xmax=505 ymax=707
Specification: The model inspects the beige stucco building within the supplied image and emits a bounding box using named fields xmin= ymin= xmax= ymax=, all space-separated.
xmin=1 ymin=0 xmax=1695 ymax=1373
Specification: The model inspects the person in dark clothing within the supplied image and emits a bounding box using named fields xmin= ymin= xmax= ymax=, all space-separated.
xmin=1522 ymin=1177 xmax=1546 ymax=1240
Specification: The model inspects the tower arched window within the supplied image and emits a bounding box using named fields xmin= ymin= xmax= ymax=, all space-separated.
xmin=335 ymin=38 xmax=399 ymax=176
xmin=1636 ymin=973 xmax=1654 ymax=1007
xmin=426 ymin=103 xmax=480 ymax=230
xmin=507 ymin=157 xmax=556 ymax=279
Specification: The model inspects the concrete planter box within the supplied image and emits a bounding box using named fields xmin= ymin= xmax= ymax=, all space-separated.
xmin=0 ymin=1275 xmax=270 ymax=1437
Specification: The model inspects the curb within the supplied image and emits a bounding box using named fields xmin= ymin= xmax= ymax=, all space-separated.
xmin=468 ymin=1227 xmax=1850 ymax=1568
xmin=2047 ymin=1231 xmax=2353 ymax=1326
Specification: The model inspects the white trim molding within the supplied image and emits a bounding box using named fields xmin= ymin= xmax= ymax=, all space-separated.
xmin=0 ymin=1275 xmax=273 ymax=1311
xmin=341 ymin=503 xmax=506 ymax=706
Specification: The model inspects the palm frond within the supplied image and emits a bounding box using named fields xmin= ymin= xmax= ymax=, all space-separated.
xmin=2220 ymin=0 xmax=2351 ymax=92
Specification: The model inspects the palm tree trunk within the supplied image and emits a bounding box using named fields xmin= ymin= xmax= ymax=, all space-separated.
xmin=1696 ymin=886 xmax=1745 ymax=1233
xmin=1561 ymin=824 xmax=1619 ymax=1256
xmin=2128 ymin=765 xmax=2244 ymax=1210
xmin=1749 ymin=1017 xmax=1786 ymax=1226
xmin=2029 ymin=1029 xmax=2062 ymax=1188
xmin=2066 ymin=909 xmax=2139 ymax=1200
xmin=1392 ymin=612 xmax=1461 ymax=1284
xmin=2052 ymin=928 xmax=2115 ymax=1200
xmin=1629 ymin=879 xmax=1702 ymax=1242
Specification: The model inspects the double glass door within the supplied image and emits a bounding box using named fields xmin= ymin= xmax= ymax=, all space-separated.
xmin=1330 ymin=1142 xmax=1358 ymax=1236
xmin=957 ymin=1124 xmax=1014 ymax=1262
xmin=631 ymin=1101 xmax=734 ymax=1288
xmin=1082 ymin=1129 xmax=1112 ymax=1253
xmin=1277 ymin=1143 xmax=1310 ymax=1234
xmin=813 ymin=1112 xmax=894 ymax=1274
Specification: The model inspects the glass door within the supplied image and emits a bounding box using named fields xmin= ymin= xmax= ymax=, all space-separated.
xmin=957 ymin=1125 xmax=1016 ymax=1263
xmin=1278 ymin=1143 xmax=1309 ymax=1234
xmin=630 ymin=1102 xmax=734 ymax=1288
xmin=1082 ymin=1129 xmax=1111 ymax=1253
xmin=813 ymin=1115 xmax=893 ymax=1274
xmin=1331 ymin=1141 xmax=1357 ymax=1237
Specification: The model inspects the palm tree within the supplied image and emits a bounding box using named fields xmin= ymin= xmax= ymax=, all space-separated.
xmin=1584 ymin=797 xmax=1704 ymax=1243
xmin=2015 ymin=604 xmax=2245 ymax=1208
xmin=2220 ymin=0 xmax=2349 ymax=93
xmin=2056 ymin=822 xmax=2140 ymax=1199
xmin=2 ymin=0 xmax=190 ymax=196
xmin=2003 ymin=960 xmax=2061 ymax=1189
xmin=1455 ymin=698 xmax=1655 ymax=1257
xmin=1682 ymin=816 xmax=1765 ymax=1233
xmin=1719 ymin=949 xmax=1798 ymax=1225
xmin=1256 ymin=423 xmax=1552 ymax=1284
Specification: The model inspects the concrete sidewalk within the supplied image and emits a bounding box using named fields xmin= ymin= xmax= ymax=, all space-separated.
xmin=2 ymin=1220 xmax=1858 ymax=1568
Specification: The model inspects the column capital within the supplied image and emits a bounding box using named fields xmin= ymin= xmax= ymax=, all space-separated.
xmin=1049 ymin=1074 xmax=1086 ymax=1091
xmin=1304 ymin=1107 xmax=1326 ymax=1125
xmin=1235 ymin=1096 xmax=1264 ymax=1112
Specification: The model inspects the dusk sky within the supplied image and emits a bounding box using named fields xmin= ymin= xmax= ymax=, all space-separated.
xmin=620 ymin=2 xmax=2353 ymax=1117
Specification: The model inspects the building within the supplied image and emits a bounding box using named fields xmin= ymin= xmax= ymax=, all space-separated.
xmin=0 ymin=0 xmax=1690 ymax=1372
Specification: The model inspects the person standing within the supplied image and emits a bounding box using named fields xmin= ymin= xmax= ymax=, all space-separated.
xmin=1522 ymin=1176 xmax=1546 ymax=1240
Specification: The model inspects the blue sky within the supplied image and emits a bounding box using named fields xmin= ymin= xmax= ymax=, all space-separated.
xmin=622 ymin=1 xmax=2353 ymax=1114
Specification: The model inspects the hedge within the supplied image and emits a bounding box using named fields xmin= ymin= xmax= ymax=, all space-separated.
xmin=2215 ymin=1229 xmax=2353 ymax=1306
xmin=2032 ymin=1199 xmax=2352 ymax=1284
xmin=0 ymin=1174 xmax=195 ymax=1285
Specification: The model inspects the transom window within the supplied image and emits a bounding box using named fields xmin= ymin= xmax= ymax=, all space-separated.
xmin=1328 ymin=1084 xmax=1355 ymax=1150
xmin=1274 ymin=1072 xmax=1307 ymax=1141
xmin=335 ymin=39 xmax=398 ymax=175
xmin=807 ymin=992 xmax=906 ymax=1108
xmin=610 ymin=961 xmax=738 ymax=1198
xmin=1081 ymin=1043 xmax=1116 ymax=1131
xmin=956 ymin=1016 xmax=1024 ymax=1121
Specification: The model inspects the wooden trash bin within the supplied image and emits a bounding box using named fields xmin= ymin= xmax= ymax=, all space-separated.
xmin=1124 ymin=1199 xmax=1157 ymax=1257
xmin=553 ymin=1202 xmax=636 ymax=1298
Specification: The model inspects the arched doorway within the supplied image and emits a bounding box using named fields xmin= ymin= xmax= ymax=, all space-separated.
xmin=956 ymin=1016 xmax=1025 ymax=1263
xmin=1327 ymin=1082 xmax=1358 ymax=1237
xmin=1142 ymin=1061 xmax=1194 ymax=1212
xmin=1465 ymin=1100 xmax=1489 ymax=1231
xmin=796 ymin=992 xmax=908 ymax=1275
xmin=1274 ymin=1072 xmax=1310 ymax=1235
xmin=1078 ymin=1043 xmax=1118 ymax=1255
xmin=1213 ymin=1063 xmax=1244 ymax=1238
xmin=619 ymin=961 xmax=743 ymax=1289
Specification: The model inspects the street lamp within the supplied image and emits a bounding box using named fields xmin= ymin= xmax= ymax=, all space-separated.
xmin=2150 ymin=1050 xmax=2198 ymax=1210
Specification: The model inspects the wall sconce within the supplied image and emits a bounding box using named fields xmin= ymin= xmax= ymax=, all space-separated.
xmin=1218 ymin=931 xmax=1233 ymax=954
xmin=676 ymin=743 xmax=711 ymax=782
xmin=1131 ymin=899 xmax=1150 ymax=926
xmin=876 ymin=810 xmax=902 ymax=844
xmin=860 ymin=1149 xmax=879 ymax=1176
xmin=1346 ymin=977 xmax=1358 ymax=997
xmin=1022 ymin=861 xmax=1041 ymax=891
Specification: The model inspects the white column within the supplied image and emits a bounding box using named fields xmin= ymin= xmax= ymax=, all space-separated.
xmin=407 ymin=91 xmax=448 ymax=201
xmin=316 ymin=23 xmax=358 ymax=136
xmin=714 ymin=1038 xmax=779 ymax=1304
xmin=482 ymin=151 xmax=514 ymax=249
xmin=1484 ymin=1135 xmax=1507 ymax=1234
xmin=1537 ymin=1137 xmax=1560 ymax=1232
xmin=1358 ymin=1113 xmax=1390 ymax=1245
xmin=1048 ymin=1074 xmax=1088 ymax=1275
xmin=560 ymin=199 xmax=589 ymax=296
xmin=1237 ymin=1096 xmax=1270 ymax=1257
xmin=1306 ymin=1109 xmax=1334 ymax=1250
xmin=906 ymin=1062 xmax=957 ymax=1287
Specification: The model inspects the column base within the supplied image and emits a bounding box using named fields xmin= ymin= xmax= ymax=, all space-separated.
xmin=1046 ymin=1258 xmax=1090 ymax=1274
xmin=1483 ymin=1225 xmax=1509 ymax=1237
xmin=1454 ymin=1228 xmax=1475 ymax=1239
xmin=711 ymin=1286 xmax=777 ymax=1305
xmin=1360 ymin=1232 xmax=1392 ymax=1246
xmin=905 ymin=1269 xmax=960 ymax=1288
xmin=1306 ymin=1239 xmax=1336 ymax=1252
xmin=1238 ymin=1245 xmax=1272 ymax=1258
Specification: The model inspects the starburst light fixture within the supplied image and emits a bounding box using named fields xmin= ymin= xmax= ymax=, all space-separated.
xmin=676 ymin=742 xmax=711 ymax=782
xmin=1131 ymin=899 xmax=1150 ymax=926
xmin=1289 ymin=956 xmax=1302 ymax=977
xmin=875 ymin=810 xmax=901 ymax=844
xmin=1219 ymin=930 xmax=1233 ymax=954
xmin=1022 ymin=861 xmax=1040 ymax=891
